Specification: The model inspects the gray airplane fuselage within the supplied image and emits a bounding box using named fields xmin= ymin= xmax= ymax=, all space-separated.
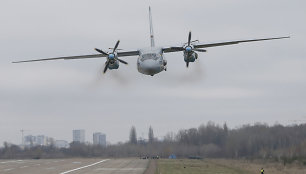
xmin=137 ymin=47 xmax=166 ymax=76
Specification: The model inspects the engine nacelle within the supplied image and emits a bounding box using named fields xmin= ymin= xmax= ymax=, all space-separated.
xmin=184 ymin=52 xmax=198 ymax=63
xmin=108 ymin=60 xmax=119 ymax=70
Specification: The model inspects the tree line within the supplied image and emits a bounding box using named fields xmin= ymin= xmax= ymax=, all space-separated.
xmin=1 ymin=122 xmax=306 ymax=164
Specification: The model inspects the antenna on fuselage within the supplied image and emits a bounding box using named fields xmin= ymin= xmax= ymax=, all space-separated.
xmin=149 ymin=6 xmax=155 ymax=48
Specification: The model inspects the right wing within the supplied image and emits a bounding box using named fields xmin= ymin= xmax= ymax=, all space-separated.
xmin=162 ymin=36 xmax=290 ymax=53
xmin=193 ymin=36 xmax=290 ymax=49
xmin=12 ymin=50 xmax=139 ymax=63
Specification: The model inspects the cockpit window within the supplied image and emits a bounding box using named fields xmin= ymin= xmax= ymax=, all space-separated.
xmin=141 ymin=53 xmax=160 ymax=61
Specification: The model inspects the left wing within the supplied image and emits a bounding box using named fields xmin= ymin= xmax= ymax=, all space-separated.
xmin=12 ymin=50 xmax=139 ymax=63
xmin=163 ymin=36 xmax=289 ymax=53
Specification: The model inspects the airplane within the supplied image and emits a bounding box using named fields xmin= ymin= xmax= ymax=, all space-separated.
xmin=13 ymin=7 xmax=289 ymax=76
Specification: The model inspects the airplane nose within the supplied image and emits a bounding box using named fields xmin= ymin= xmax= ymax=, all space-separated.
xmin=141 ymin=59 xmax=161 ymax=74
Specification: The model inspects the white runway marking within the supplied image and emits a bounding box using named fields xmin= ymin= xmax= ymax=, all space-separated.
xmin=0 ymin=160 xmax=23 ymax=164
xmin=72 ymin=161 xmax=81 ymax=164
xmin=20 ymin=166 xmax=29 ymax=168
xmin=59 ymin=159 xmax=109 ymax=174
xmin=96 ymin=168 xmax=145 ymax=171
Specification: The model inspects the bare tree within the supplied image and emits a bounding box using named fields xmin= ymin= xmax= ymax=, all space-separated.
xmin=223 ymin=122 xmax=228 ymax=135
xmin=148 ymin=126 xmax=154 ymax=143
xmin=129 ymin=126 xmax=137 ymax=144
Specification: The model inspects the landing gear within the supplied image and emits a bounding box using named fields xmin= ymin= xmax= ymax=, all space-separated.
xmin=163 ymin=60 xmax=167 ymax=71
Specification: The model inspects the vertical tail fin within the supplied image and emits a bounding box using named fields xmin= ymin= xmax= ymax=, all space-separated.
xmin=149 ymin=6 xmax=155 ymax=47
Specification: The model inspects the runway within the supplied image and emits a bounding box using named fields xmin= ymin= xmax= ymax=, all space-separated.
xmin=0 ymin=158 xmax=148 ymax=174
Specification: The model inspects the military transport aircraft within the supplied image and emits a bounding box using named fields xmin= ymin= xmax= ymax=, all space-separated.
xmin=13 ymin=7 xmax=289 ymax=76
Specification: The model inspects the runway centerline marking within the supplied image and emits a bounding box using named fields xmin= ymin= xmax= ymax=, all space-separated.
xmin=59 ymin=159 xmax=109 ymax=174
xmin=96 ymin=167 xmax=146 ymax=171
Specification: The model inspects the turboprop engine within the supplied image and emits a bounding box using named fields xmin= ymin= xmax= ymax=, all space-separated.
xmin=94 ymin=40 xmax=128 ymax=73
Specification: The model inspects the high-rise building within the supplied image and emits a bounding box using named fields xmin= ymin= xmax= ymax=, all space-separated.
xmin=24 ymin=135 xmax=36 ymax=146
xmin=22 ymin=134 xmax=54 ymax=147
xmin=36 ymin=135 xmax=47 ymax=146
xmin=93 ymin=132 xmax=106 ymax=146
xmin=73 ymin=129 xmax=85 ymax=143
xmin=46 ymin=137 xmax=55 ymax=146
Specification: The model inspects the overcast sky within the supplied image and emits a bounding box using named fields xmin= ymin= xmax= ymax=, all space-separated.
xmin=0 ymin=0 xmax=305 ymax=145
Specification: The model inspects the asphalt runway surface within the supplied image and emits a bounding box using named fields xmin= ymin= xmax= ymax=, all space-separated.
xmin=0 ymin=158 xmax=148 ymax=174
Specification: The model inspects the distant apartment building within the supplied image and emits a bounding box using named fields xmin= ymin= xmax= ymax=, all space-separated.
xmin=93 ymin=132 xmax=106 ymax=146
xmin=46 ymin=137 xmax=55 ymax=146
xmin=24 ymin=135 xmax=36 ymax=146
xmin=73 ymin=129 xmax=85 ymax=143
xmin=36 ymin=135 xmax=47 ymax=146
xmin=55 ymin=140 xmax=69 ymax=148
xmin=24 ymin=135 xmax=50 ymax=146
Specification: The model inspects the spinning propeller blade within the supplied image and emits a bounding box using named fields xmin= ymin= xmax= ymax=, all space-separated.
xmin=104 ymin=61 xmax=110 ymax=73
xmin=188 ymin=31 xmax=192 ymax=46
xmin=113 ymin=40 xmax=120 ymax=53
xmin=194 ymin=48 xmax=206 ymax=52
xmin=94 ymin=48 xmax=108 ymax=55
xmin=117 ymin=58 xmax=128 ymax=65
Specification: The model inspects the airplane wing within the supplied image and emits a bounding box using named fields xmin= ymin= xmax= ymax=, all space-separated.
xmin=12 ymin=50 xmax=139 ymax=63
xmin=163 ymin=36 xmax=289 ymax=53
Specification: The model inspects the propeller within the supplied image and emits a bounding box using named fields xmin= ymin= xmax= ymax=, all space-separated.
xmin=184 ymin=31 xmax=206 ymax=67
xmin=188 ymin=31 xmax=192 ymax=46
xmin=94 ymin=40 xmax=128 ymax=74
xmin=194 ymin=48 xmax=206 ymax=52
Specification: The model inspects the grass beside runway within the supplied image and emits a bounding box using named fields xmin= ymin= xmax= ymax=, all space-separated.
xmin=156 ymin=159 xmax=249 ymax=174
xmin=155 ymin=159 xmax=306 ymax=174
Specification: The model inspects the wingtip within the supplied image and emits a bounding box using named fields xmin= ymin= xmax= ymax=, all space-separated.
xmin=273 ymin=36 xmax=290 ymax=40
xmin=281 ymin=36 xmax=290 ymax=39
xmin=12 ymin=61 xmax=21 ymax=63
xmin=12 ymin=61 xmax=24 ymax=63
